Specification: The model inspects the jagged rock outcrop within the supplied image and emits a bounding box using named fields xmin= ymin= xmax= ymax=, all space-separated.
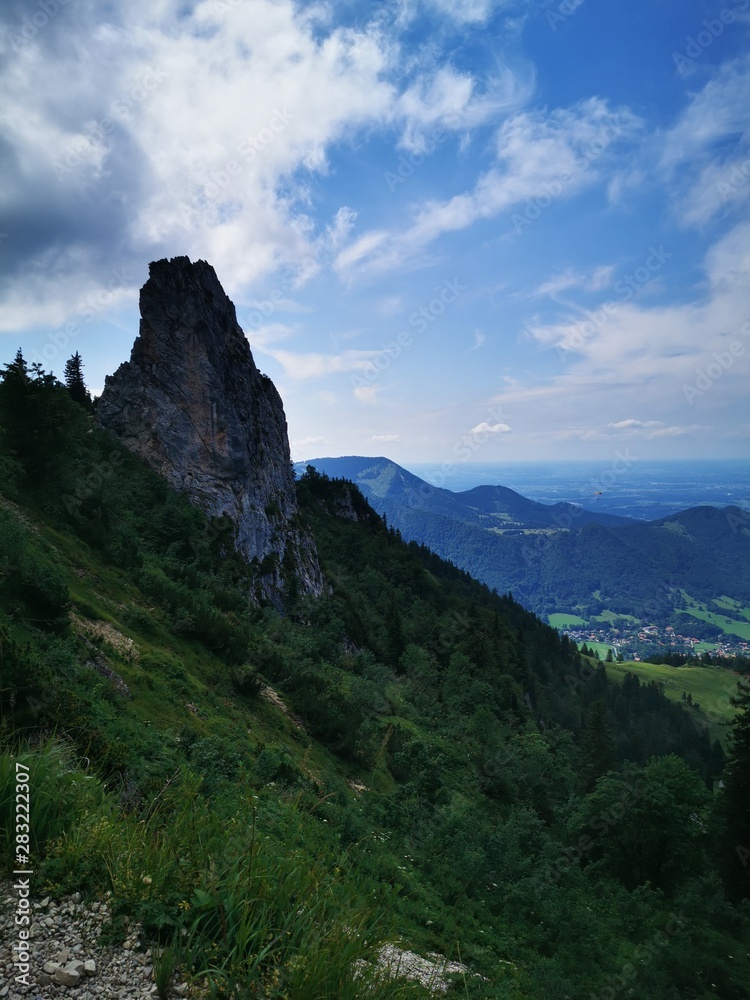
xmin=97 ymin=256 xmax=323 ymax=605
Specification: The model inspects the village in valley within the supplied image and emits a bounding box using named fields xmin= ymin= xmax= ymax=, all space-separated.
xmin=557 ymin=619 xmax=750 ymax=663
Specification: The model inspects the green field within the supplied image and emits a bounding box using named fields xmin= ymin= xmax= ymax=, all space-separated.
xmin=605 ymin=660 xmax=743 ymax=741
xmin=585 ymin=641 xmax=615 ymax=659
xmin=713 ymin=596 xmax=750 ymax=620
xmin=592 ymin=609 xmax=638 ymax=624
xmin=548 ymin=612 xmax=587 ymax=628
xmin=678 ymin=597 xmax=750 ymax=640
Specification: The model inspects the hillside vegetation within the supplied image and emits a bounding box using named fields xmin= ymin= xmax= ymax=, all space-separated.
xmin=2 ymin=358 xmax=750 ymax=998
xmin=302 ymin=457 xmax=750 ymax=628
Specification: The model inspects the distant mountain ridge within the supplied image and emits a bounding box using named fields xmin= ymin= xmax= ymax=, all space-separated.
xmin=297 ymin=456 xmax=750 ymax=622
xmin=297 ymin=455 xmax=631 ymax=530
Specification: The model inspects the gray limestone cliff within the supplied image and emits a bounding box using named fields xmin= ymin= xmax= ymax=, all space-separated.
xmin=97 ymin=256 xmax=323 ymax=605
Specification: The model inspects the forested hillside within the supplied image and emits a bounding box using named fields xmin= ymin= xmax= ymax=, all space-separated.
xmin=302 ymin=457 xmax=750 ymax=625
xmin=1 ymin=358 xmax=750 ymax=998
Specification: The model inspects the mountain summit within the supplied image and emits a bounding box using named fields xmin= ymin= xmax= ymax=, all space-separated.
xmin=98 ymin=256 xmax=322 ymax=603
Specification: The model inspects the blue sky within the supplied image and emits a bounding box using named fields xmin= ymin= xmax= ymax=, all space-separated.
xmin=1 ymin=0 xmax=749 ymax=463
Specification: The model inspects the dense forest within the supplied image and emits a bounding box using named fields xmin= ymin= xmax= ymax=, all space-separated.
xmin=1 ymin=353 xmax=750 ymax=998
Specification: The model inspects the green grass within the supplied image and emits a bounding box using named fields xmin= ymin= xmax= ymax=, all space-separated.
xmin=713 ymin=596 xmax=750 ymax=621
xmin=591 ymin=609 xmax=639 ymax=624
xmin=585 ymin=642 xmax=615 ymax=659
xmin=0 ymin=741 xmax=433 ymax=1000
xmin=678 ymin=605 xmax=750 ymax=641
xmin=605 ymin=660 xmax=742 ymax=741
xmin=548 ymin=613 xmax=587 ymax=628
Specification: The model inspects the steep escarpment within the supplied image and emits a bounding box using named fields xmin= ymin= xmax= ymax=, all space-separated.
xmin=97 ymin=256 xmax=322 ymax=604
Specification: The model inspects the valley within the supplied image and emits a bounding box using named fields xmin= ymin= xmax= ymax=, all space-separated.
xmin=300 ymin=457 xmax=750 ymax=662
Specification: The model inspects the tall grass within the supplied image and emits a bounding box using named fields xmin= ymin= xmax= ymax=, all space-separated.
xmin=0 ymin=739 xmax=434 ymax=998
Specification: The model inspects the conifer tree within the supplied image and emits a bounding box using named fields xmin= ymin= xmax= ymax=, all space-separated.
xmin=64 ymin=351 xmax=91 ymax=409
xmin=581 ymin=699 xmax=615 ymax=792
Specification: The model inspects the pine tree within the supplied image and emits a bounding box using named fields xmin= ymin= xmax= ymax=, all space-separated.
xmin=581 ymin=699 xmax=616 ymax=792
xmin=64 ymin=352 xmax=91 ymax=409
xmin=385 ymin=593 xmax=405 ymax=669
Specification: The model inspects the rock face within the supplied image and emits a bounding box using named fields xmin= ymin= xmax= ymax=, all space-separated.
xmin=98 ymin=256 xmax=322 ymax=604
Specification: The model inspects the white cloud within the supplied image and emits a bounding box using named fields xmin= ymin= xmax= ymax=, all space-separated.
xmin=425 ymin=0 xmax=504 ymax=24
xmin=267 ymin=347 xmax=388 ymax=380
xmin=533 ymin=264 xmax=616 ymax=300
xmin=470 ymin=421 xmax=511 ymax=434
xmin=0 ymin=0 xmax=544 ymax=326
xmin=0 ymin=0 xmax=389 ymax=323
xmin=608 ymin=419 xmax=662 ymax=430
xmin=497 ymin=220 xmax=750 ymax=438
xmin=292 ymin=435 xmax=329 ymax=449
xmin=605 ymin=419 xmax=698 ymax=438
xmin=396 ymin=62 xmax=534 ymax=152
xmin=336 ymin=98 xmax=640 ymax=276
xmin=244 ymin=322 xmax=297 ymax=350
xmin=371 ymin=433 xmax=402 ymax=442
xmin=658 ymin=55 xmax=750 ymax=228
xmin=353 ymin=384 xmax=383 ymax=403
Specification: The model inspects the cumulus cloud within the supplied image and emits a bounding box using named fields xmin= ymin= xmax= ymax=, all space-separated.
xmin=0 ymin=0 xmax=530 ymax=328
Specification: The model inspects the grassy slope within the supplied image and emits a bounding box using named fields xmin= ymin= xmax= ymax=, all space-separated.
xmin=14 ymin=510 xmax=380 ymax=795
xmin=604 ymin=659 xmax=741 ymax=742
xmin=678 ymin=594 xmax=750 ymax=640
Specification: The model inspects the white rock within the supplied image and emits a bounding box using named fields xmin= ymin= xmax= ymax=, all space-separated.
xmin=84 ymin=959 xmax=97 ymax=975
xmin=53 ymin=964 xmax=81 ymax=986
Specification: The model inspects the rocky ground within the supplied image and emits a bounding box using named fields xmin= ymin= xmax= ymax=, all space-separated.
xmin=0 ymin=887 xmax=186 ymax=1000
xmin=0 ymin=885 xmax=469 ymax=998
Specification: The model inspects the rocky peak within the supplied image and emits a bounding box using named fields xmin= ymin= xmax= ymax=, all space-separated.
xmin=97 ymin=256 xmax=322 ymax=605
